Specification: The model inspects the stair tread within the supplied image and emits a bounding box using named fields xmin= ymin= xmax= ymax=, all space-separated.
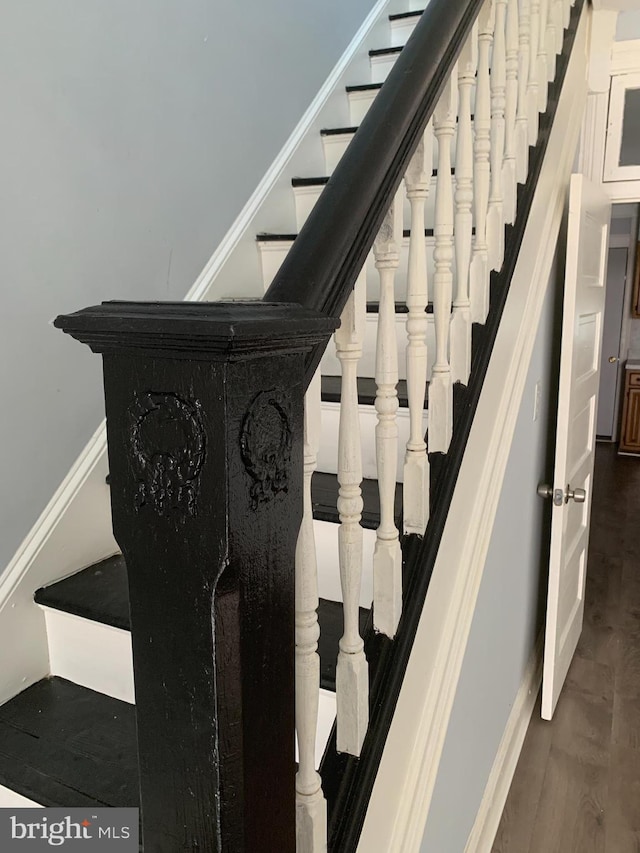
xmin=320 ymin=126 xmax=359 ymax=137
xmin=35 ymin=554 xmax=375 ymax=693
xmin=0 ymin=676 xmax=139 ymax=808
xmin=312 ymin=471 xmax=402 ymax=530
xmin=258 ymin=228 xmax=439 ymax=243
xmin=369 ymin=46 xmax=403 ymax=57
xmin=389 ymin=10 xmax=423 ymax=20
xmin=366 ymin=300 xmax=434 ymax=314
xmin=36 ymin=554 xmax=132 ymax=631
xmin=320 ymin=375 xmax=427 ymax=409
xmin=345 ymin=83 xmax=383 ymax=93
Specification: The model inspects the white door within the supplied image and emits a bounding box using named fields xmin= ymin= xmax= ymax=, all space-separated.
xmin=541 ymin=174 xmax=611 ymax=721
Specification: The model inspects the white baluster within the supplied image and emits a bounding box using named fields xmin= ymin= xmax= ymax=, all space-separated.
xmin=503 ymin=0 xmax=519 ymax=225
xmin=373 ymin=201 xmax=403 ymax=639
xmin=563 ymin=0 xmax=571 ymax=29
xmin=527 ymin=0 xmax=541 ymax=145
xmin=515 ymin=0 xmax=531 ymax=184
xmin=545 ymin=0 xmax=557 ymax=81
xmin=295 ymin=369 xmax=327 ymax=851
xmin=487 ymin=0 xmax=506 ymax=272
xmin=470 ymin=0 xmax=494 ymax=324
xmin=335 ymin=269 xmax=368 ymax=757
xmin=451 ymin=32 xmax=476 ymax=385
xmin=554 ymin=0 xmax=564 ymax=54
xmin=429 ymin=77 xmax=455 ymax=453
xmin=403 ymin=127 xmax=433 ymax=536
xmin=537 ymin=0 xmax=549 ymax=112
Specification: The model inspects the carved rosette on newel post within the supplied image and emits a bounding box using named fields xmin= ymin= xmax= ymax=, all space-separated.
xmin=54 ymin=301 xmax=338 ymax=853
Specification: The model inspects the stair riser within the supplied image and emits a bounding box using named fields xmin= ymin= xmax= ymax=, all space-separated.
xmin=317 ymin=401 xmax=426 ymax=483
xmin=347 ymin=90 xmax=379 ymax=125
xmin=370 ymin=52 xmax=399 ymax=84
xmin=37 ymin=523 xmax=376 ymax=703
xmin=41 ymin=608 xmax=135 ymax=704
xmin=323 ymin=133 xmax=464 ymax=180
xmin=299 ymin=175 xmax=460 ymax=232
xmin=37 ymin=601 xmax=338 ymax=775
xmin=321 ymin=312 xmax=436 ymax=382
xmin=0 ymin=785 xmax=43 ymax=808
xmin=313 ymin=520 xmax=375 ymax=606
xmin=259 ymin=235 xmax=438 ymax=300
xmin=390 ymin=17 xmax=420 ymax=48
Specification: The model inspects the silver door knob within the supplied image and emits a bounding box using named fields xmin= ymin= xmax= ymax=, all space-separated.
xmin=609 ymin=356 xmax=619 ymax=364
xmin=537 ymin=484 xmax=564 ymax=505
xmin=537 ymin=484 xmax=586 ymax=505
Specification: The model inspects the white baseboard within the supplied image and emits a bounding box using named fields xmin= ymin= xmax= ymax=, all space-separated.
xmin=42 ymin=607 xmax=135 ymax=705
xmin=357 ymin=6 xmax=590 ymax=852
xmin=464 ymin=633 xmax=544 ymax=853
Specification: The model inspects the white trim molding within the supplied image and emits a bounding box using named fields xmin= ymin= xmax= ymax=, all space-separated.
xmin=603 ymin=71 xmax=640 ymax=182
xmin=357 ymin=6 xmax=590 ymax=851
xmin=464 ymin=633 xmax=544 ymax=853
xmin=610 ymin=38 xmax=640 ymax=76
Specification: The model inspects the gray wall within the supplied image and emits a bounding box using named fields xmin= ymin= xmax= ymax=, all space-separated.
xmin=0 ymin=0 xmax=376 ymax=573
xmin=420 ymin=250 xmax=562 ymax=852
xmin=616 ymin=9 xmax=640 ymax=40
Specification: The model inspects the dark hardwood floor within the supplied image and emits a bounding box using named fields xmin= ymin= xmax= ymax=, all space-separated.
xmin=493 ymin=443 xmax=640 ymax=853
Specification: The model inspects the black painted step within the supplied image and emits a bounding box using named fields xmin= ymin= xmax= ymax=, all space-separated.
xmin=320 ymin=375 xmax=427 ymax=410
xmin=369 ymin=46 xmax=403 ymax=58
xmin=321 ymin=126 xmax=359 ymax=137
xmin=0 ymin=676 xmax=138 ymax=808
xmin=35 ymin=553 xmax=375 ymax=692
xmin=312 ymin=471 xmax=402 ymax=531
xmin=345 ymin=83 xmax=383 ymax=94
xmin=318 ymin=602 xmax=369 ymax=691
xmin=257 ymin=227 xmax=440 ymax=244
xmin=366 ymin=300 xmax=434 ymax=314
xmin=36 ymin=555 xmax=131 ymax=631
xmin=291 ymin=176 xmax=330 ymax=188
xmin=389 ymin=10 xmax=423 ymax=20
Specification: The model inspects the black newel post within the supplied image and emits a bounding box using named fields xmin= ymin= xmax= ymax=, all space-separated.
xmin=54 ymin=302 xmax=338 ymax=852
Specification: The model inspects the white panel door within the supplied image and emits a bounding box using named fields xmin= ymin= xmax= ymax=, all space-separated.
xmin=541 ymin=173 xmax=611 ymax=721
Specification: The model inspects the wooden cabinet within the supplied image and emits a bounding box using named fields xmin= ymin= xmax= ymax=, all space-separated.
xmin=620 ymin=369 xmax=640 ymax=454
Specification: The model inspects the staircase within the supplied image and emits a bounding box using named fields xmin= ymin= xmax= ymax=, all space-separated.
xmin=0 ymin=0 xmax=588 ymax=850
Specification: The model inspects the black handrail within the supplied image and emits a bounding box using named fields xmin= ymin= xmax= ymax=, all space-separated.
xmin=263 ymin=0 xmax=484 ymax=384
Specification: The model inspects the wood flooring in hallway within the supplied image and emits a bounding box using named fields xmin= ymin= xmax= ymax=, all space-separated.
xmin=492 ymin=443 xmax=640 ymax=853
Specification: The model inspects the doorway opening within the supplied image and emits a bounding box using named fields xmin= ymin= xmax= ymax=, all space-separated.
xmin=596 ymin=202 xmax=640 ymax=444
